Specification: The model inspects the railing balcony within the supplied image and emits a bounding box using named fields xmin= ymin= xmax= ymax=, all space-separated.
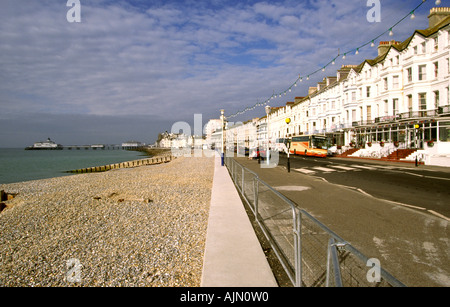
xmin=398 ymin=105 xmax=450 ymax=120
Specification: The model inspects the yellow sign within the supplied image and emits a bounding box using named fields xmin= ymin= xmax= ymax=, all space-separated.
xmin=285 ymin=118 xmax=291 ymax=124
xmin=414 ymin=124 xmax=420 ymax=129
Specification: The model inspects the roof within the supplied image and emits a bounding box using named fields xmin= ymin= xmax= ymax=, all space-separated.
xmin=263 ymin=9 xmax=450 ymax=115
xmin=359 ymin=14 xmax=450 ymax=70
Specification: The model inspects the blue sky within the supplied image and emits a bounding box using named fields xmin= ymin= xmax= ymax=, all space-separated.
xmin=0 ymin=0 xmax=438 ymax=147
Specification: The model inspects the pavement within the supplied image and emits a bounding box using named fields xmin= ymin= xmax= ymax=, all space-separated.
xmin=332 ymin=155 xmax=450 ymax=172
xmin=201 ymin=152 xmax=278 ymax=287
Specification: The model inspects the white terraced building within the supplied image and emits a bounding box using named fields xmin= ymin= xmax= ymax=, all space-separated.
xmin=221 ymin=7 xmax=450 ymax=167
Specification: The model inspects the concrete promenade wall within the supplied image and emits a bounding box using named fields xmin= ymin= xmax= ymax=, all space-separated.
xmin=201 ymin=153 xmax=278 ymax=287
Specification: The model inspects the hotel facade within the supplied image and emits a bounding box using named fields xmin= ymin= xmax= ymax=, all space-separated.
xmin=216 ymin=8 xmax=450 ymax=166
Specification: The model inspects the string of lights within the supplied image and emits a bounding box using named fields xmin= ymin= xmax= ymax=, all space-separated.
xmin=226 ymin=0 xmax=442 ymax=119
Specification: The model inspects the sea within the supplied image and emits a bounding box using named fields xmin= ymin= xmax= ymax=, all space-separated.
xmin=0 ymin=148 xmax=147 ymax=184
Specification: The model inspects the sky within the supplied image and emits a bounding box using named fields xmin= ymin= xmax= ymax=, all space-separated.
xmin=0 ymin=0 xmax=437 ymax=147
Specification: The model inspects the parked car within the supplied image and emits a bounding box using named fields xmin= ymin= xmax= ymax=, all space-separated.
xmin=249 ymin=148 xmax=267 ymax=160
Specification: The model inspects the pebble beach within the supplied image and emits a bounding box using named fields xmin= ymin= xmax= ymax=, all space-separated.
xmin=0 ymin=155 xmax=214 ymax=287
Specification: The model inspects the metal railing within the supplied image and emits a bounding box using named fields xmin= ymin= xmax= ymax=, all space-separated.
xmin=225 ymin=157 xmax=406 ymax=287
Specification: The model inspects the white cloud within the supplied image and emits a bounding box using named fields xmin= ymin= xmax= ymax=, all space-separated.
xmin=0 ymin=0 xmax=433 ymax=145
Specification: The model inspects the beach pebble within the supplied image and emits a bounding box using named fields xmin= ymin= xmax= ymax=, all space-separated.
xmin=0 ymin=156 xmax=214 ymax=287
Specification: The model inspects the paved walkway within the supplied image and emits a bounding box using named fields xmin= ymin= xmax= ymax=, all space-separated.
xmin=201 ymin=153 xmax=278 ymax=287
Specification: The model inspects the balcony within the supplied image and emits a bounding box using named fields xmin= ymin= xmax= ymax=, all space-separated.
xmin=397 ymin=105 xmax=450 ymax=120
xmin=372 ymin=105 xmax=450 ymax=123
xmin=352 ymin=120 xmax=374 ymax=127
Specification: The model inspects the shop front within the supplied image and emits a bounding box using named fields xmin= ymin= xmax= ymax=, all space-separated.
xmin=350 ymin=117 xmax=450 ymax=154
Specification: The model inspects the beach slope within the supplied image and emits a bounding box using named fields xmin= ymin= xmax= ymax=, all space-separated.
xmin=0 ymin=156 xmax=214 ymax=287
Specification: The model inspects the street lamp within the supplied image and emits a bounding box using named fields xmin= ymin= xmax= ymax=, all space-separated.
xmin=265 ymin=105 xmax=270 ymax=166
xmin=220 ymin=109 xmax=225 ymax=166
xmin=286 ymin=117 xmax=291 ymax=172
xmin=414 ymin=124 xmax=420 ymax=167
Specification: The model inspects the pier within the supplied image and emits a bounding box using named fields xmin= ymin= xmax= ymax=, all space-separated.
xmin=63 ymin=144 xmax=129 ymax=150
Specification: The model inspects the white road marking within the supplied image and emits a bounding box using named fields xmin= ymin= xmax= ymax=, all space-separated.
xmin=313 ymin=167 xmax=336 ymax=172
xmin=350 ymin=164 xmax=377 ymax=170
xmin=275 ymin=186 xmax=311 ymax=192
xmin=427 ymin=210 xmax=450 ymax=221
xmin=330 ymin=165 xmax=357 ymax=171
xmin=294 ymin=168 xmax=316 ymax=174
xmin=371 ymin=165 xmax=395 ymax=170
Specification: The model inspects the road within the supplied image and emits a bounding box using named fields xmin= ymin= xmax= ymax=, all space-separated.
xmin=277 ymin=154 xmax=450 ymax=221
xmin=232 ymin=154 xmax=450 ymax=287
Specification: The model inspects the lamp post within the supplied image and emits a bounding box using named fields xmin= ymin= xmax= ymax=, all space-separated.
xmin=414 ymin=124 xmax=420 ymax=167
xmin=220 ymin=109 xmax=225 ymax=166
xmin=285 ymin=117 xmax=291 ymax=172
xmin=265 ymin=105 xmax=271 ymax=166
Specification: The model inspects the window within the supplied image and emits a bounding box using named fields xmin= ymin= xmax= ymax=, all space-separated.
xmin=384 ymin=100 xmax=388 ymax=115
xmin=414 ymin=46 xmax=418 ymax=55
xmin=419 ymin=65 xmax=427 ymax=81
xmin=434 ymin=91 xmax=440 ymax=108
xmin=383 ymin=77 xmax=388 ymax=90
xmin=367 ymin=106 xmax=372 ymax=121
xmin=407 ymin=95 xmax=412 ymax=117
xmin=393 ymin=98 xmax=398 ymax=115
xmin=366 ymin=86 xmax=371 ymax=98
xmin=434 ymin=62 xmax=439 ymax=78
xmin=407 ymin=67 xmax=412 ymax=83
xmin=421 ymin=42 xmax=426 ymax=53
xmin=434 ymin=37 xmax=439 ymax=51
xmin=393 ymin=76 xmax=399 ymax=89
xmin=448 ymin=87 xmax=450 ymax=105
xmin=439 ymin=122 xmax=450 ymax=142
xmin=407 ymin=95 xmax=413 ymax=112
xmin=419 ymin=93 xmax=427 ymax=110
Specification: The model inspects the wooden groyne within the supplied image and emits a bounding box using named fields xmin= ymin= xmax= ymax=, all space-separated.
xmin=1 ymin=190 xmax=18 ymax=212
xmin=66 ymin=155 xmax=174 ymax=174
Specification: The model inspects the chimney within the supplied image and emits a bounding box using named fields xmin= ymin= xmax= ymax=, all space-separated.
xmin=308 ymin=87 xmax=317 ymax=95
xmin=428 ymin=7 xmax=450 ymax=29
xmin=377 ymin=40 xmax=401 ymax=56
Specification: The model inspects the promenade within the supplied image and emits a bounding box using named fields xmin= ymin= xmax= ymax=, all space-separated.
xmin=201 ymin=152 xmax=278 ymax=287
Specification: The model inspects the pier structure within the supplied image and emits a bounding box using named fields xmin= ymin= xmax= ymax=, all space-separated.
xmin=63 ymin=144 xmax=132 ymax=150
